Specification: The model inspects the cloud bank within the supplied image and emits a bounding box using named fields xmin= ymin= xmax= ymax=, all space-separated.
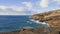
xmin=54 ymin=0 xmax=60 ymax=5
xmin=0 ymin=6 xmax=36 ymax=15
xmin=0 ymin=0 xmax=60 ymax=15
xmin=0 ymin=6 xmax=26 ymax=15
xmin=39 ymin=0 xmax=60 ymax=8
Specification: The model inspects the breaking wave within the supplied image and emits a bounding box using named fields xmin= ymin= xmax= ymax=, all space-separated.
xmin=27 ymin=19 xmax=50 ymax=27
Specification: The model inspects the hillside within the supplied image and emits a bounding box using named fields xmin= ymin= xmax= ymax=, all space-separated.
xmin=31 ymin=9 xmax=60 ymax=28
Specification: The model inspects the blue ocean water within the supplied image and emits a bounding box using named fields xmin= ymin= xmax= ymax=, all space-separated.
xmin=0 ymin=15 xmax=41 ymax=32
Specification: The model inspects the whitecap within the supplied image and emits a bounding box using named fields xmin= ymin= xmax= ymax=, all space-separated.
xmin=30 ymin=19 xmax=42 ymax=24
xmin=29 ymin=19 xmax=50 ymax=27
xmin=27 ymin=21 xmax=32 ymax=24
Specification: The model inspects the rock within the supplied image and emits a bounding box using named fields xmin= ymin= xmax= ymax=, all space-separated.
xmin=31 ymin=9 xmax=60 ymax=28
xmin=46 ymin=20 xmax=60 ymax=28
xmin=31 ymin=9 xmax=60 ymax=34
xmin=0 ymin=27 xmax=50 ymax=34
xmin=19 ymin=27 xmax=49 ymax=34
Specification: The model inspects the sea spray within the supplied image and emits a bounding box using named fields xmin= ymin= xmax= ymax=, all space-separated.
xmin=29 ymin=19 xmax=50 ymax=27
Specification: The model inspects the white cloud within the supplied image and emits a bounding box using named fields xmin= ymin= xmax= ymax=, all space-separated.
xmin=39 ymin=0 xmax=60 ymax=8
xmin=0 ymin=6 xmax=8 ymax=11
xmin=0 ymin=6 xmax=26 ymax=15
xmin=53 ymin=0 xmax=60 ymax=5
xmin=22 ymin=2 xmax=33 ymax=9
xmin=11 ymin=6 xmax=25 ymax=12
xmin=0 ymin=6 xmax=36 ymax=15
xmin=40 ymin=0 xmax=49 ymax=8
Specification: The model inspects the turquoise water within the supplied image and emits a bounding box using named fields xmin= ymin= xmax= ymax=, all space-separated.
xmin=0 ymin=15 xmax=41 ymax=32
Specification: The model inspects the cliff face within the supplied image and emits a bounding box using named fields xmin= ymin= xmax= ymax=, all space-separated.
xmin=31 ymin=9 xmax=60 ymax=28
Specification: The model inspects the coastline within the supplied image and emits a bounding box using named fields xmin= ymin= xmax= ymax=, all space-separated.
xmin=0 ymin=27 xmax=49 ymax=34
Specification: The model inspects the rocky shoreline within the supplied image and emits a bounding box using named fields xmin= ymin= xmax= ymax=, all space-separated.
xmin=31 ymin=9 xmax=60 ymax=34
xmin=0 ymin=27 xmax=50 ymax=34
xmin=0 ymin=9 xmax=60 ymax=34
xmin=31 ymin=9 xmax=60 ymax=28
xmin=0 ymin=27 xmax=59 ymax=34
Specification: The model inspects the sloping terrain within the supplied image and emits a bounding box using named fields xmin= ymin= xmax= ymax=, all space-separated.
xmin=31 ymin=9 xmax=60 ymax=28
xmin=0 ymin=27 xmax=49 ymax=34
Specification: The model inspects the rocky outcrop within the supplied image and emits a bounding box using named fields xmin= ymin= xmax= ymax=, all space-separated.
xmin=19 ymin=27 xmax=50 ymax=34
xmin=31 ymin=9 xmax=60 ymax=34
xmin=31 ymin=9 xmax=60 ymax=28
xmin=0 ymin=27 xmax=50 ymax=34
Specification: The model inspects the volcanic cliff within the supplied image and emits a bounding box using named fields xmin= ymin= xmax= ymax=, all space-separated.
xmin=31 ymin=9 xmax=60 ymax=28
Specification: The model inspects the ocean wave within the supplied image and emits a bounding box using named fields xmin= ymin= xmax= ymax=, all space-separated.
xmin=30 ymin=19 xmax=43 ymax=24
xmin=29 ymin=19 xmax=50 ymax=27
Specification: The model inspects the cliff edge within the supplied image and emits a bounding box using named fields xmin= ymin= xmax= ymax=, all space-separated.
xmin=31 ymin=9 xmax=60 ymax=28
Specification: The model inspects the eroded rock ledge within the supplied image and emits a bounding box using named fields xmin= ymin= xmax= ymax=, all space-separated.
xmin=31 ymin=9 xmax=60 ymax=28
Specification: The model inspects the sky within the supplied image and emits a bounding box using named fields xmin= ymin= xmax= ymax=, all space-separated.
xmin=0 ymin=0 xmax=60 ymax=15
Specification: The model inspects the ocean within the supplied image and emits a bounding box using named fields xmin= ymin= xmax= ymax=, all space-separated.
xmin=0 ymin=15 xmax=48 ymax=32
xmin=0 ymin=15 xmax=38 ymax=32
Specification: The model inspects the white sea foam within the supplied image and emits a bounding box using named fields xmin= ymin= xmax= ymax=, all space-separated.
xmin=30 ymin=19 xmax=35 ymax=22
xmin=30 ymin=19 xmax=50 ymax=27
xmin=30 ymin=19 xmax=42 ymax=24
xmin=27 ymin=21 xmax=32 ymax=24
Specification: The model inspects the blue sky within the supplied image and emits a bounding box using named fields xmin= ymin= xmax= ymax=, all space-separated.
xmin=0 ymin=0 xmax=60 ymax=15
